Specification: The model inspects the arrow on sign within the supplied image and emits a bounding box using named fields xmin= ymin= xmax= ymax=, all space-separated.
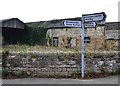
xmin=85 ymin=22 xmax=97 ymax=28
xmin=82 ymin=12 xmax=107 ymax=22
xmin=62 ymin=20 xmax=81 ymax=27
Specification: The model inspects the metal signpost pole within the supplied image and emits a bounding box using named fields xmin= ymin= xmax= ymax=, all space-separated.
xmin=62 ymin=12 xmax=106 ymax=79
xmin=81 ymin=16 xmax=85 ymax=79
xmin=81 ymin=12 xmax=106 ymax=79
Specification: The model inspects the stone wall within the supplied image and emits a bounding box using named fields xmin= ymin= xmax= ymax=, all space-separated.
xmin=105 ymin=30 xmax=119 ymax=39
xmin=105 ymin=40 xmax=119 ymax=51
xmin=47 ymin=26 xmax=105 ymax=50
xmin=86 ymin=27 xmax=105 ymax=50
xmin=105 ymin=30 xmax=119 ymax=51
xmin=6 ymin=52 xmax=119 ymax=77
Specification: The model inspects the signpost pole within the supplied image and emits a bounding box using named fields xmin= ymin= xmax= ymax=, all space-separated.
xmin=81 ymin=16 xmax=85 ymax=79
xmin=62 ymin=12 xmax=106 ymax=79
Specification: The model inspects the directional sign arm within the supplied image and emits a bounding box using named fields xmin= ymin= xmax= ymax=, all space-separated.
xmin=85 ymin=22 xmax=97 ymax=28
xmin=62 ymin=20 xmax=81 ymax=27
xmin=82 ymin=12 xmax=107 ymax=22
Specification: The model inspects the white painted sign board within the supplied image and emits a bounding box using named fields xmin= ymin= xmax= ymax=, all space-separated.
xmin=83 ymin=12 xmax=106 ymax=22
xmin=62 ymin=20 xmax=81 ymax=27
xmin=85 ymin=22 xmax=97 ymax=28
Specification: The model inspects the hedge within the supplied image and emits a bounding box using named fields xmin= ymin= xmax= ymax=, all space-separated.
xmin=22 ymin=26 xmax=48 ymax=46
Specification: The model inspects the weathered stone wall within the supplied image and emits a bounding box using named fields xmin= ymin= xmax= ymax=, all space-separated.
xmin=105 ymin=30 xmax=119 ymax=39
xmin=6 ymin=52 xmax=119 ymax=76
xmin=105 ymin=40 xmax=119 ymax=50
xmin=85 ymin=26 xmax=105 ymax=50
xmin=47 ymin=26 xmax=105 ymax=50
xmin=105 ymin=30 xmax=119 ymax=51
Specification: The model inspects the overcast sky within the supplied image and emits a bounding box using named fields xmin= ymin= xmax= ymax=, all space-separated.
xmin=0 ymin=0 xmax=119 ymax=22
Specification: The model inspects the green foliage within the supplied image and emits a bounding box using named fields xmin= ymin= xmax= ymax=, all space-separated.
xmin=24 ymin=26 xmax=48 ymax=45
xmin=109 ymin=69 xmax=120 ymax=75
xmin=2 ymin=51 xmax=9 ymax=78
xmin=2 ymin=68 xmax=9 ymax=78
xmin=2 ymin=50 xmax=9 ymax=58
xmin=2 ymin=50 xmax=9 ymax=68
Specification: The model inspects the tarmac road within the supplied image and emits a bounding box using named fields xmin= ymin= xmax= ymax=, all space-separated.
xmin=0 ymin=75 xmax=119 ymax=85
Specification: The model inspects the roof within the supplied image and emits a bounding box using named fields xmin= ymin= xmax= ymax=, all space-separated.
xmin=0 ymin=18 xmax=24 ymax=23
xmin=27 ymin=17 xmax=105 ymax=29
xmin=105 ymin=22 xmax=120 ymax=30
xmin=26 ymin=17 xmax=82 ymax=28
xmin=0 ymin=18 xmax=25 ymax=29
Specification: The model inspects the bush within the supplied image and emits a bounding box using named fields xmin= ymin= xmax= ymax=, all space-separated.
xmin=2 ymin=68 xmax=9 ymax=78
xmin=2 ymin=51 xmax=9 ymax=78
xmin=24 ymin=26 xmax=48 ymax=46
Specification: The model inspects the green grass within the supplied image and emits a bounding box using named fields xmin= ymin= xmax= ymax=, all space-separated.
xmin=1 ymin=44 xmax=119 ymax=54
xmin=2 ymin=45 xmax=80 ymax=53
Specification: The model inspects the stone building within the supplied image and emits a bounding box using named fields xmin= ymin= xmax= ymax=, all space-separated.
xmin=46 ymin=17 xmax=105 ymax=50
xmin=1 ymin=17 xmax=119 ymax=51
xmin=105 ymin=22 xmax=120 ymax=50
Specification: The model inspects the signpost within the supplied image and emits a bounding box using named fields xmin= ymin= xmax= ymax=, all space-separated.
xmin=62 ymin=20 xmax=97 ymax=28
xmin=81 ymin=12 xmax=106 ymax=78
xmin=83 ymin=12 xmax=106 ymax=22
xmin=81 ymin=17 xmax=85 ymax=79
xmin=62 ymin=12 xmax=107 ymax=79
xmin=85 ymin=22 xmax=97 ymax=28
xmin=62 ymin=20 xmax=81 ymax=27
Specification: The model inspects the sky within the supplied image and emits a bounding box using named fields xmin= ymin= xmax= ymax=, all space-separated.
xmin=0 ymin=0 xmax=119 ymax=23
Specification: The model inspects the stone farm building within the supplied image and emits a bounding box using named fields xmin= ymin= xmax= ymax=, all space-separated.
xmin=45 ymin=18 xmax=119 ymax=51
xmin=0 ymin=17 xmax=119 ymax=51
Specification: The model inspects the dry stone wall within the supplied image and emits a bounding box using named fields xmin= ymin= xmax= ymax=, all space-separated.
xmin=5 ymin=52 xmax=119 ymax=77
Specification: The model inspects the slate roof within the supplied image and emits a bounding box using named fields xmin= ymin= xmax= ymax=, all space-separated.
xmin=27 ymin=17 xmax=105 ymax=29
xmin=45 ymin=18 xmax=106 ymax=28
xmin=0 ymin=18 xmax=25 ymax=29
xmin=0 ymin=18 xmax=24 ymax=24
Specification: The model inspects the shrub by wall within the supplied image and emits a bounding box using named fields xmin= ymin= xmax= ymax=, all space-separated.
xmin=2 ymin=51 xmax=9 ymax=78
xmin=23 ymin=26 xmax=48 ymax=46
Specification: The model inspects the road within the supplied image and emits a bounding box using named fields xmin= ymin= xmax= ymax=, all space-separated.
xmin=0 ymin=75 xmax=119 ymax=85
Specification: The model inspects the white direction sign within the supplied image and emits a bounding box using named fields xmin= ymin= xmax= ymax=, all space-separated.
xmin=83 ymin=12 xmax=106 ymax=22
xmin=85 ymin=22 xmax=97 ymax=28
xmin=62 ymin=20 xmax=81 ymax=27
